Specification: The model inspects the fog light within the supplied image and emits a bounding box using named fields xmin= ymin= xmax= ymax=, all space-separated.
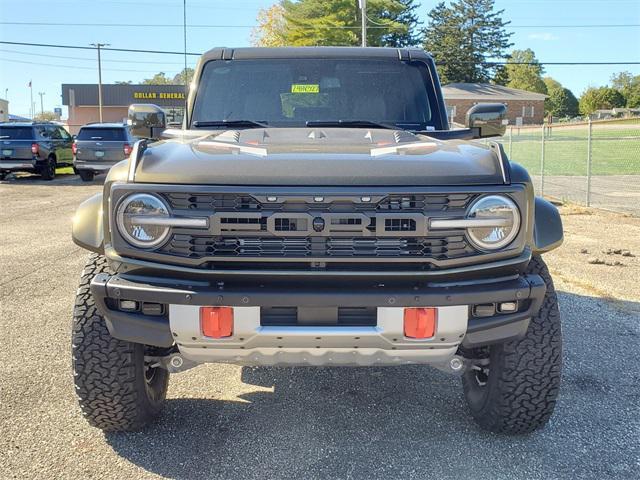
xmin=473 ymin=304 xmax=495 ymax=317
xmin=119 ymin=300 xmax=138 ymax=311
xmin=404 ymin=307 xmax=436 ymax=339
xmin=498 ymin=301 xmax=518 ymax=313
xmin=200 ymin=307 xmax=233 ymax=338
xmin=141 ymin=302 xmax=164 ymax=316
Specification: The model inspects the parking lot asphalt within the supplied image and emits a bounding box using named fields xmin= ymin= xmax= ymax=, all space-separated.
xmin=1 ymin=174 xmax=639 ymax=480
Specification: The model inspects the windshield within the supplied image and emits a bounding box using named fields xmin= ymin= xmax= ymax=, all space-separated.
xmin=77 ymin=128 xmax=126 ymax=141
xmin=0 ymin=127 xmax=33 ymax=140
xmin=191 ymin=59 xmax=441 ymax=130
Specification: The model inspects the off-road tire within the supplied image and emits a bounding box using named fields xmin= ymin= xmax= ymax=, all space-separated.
xmin=462 ymin=255 xmax=562 ymax=434
xmin=77 ymin=169 xmax=95 ymax=182
xmin=40 ymin=156 xmax=56 ymax=180
xmin=72 ymin=254 xmax=170 ymax=431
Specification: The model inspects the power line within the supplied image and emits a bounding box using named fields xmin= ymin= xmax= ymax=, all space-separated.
xmin=1 ymin=41 xmax=639 ymax=65
xmin=0 ymin=40 xmax=201 ymax=56
xmin=0 ymin=48 xmax=186 ymax=64
xmin=0 ymin=57 xmax=175 ymax=73
xmin=2 ymin=21 xmax=638 ymax=29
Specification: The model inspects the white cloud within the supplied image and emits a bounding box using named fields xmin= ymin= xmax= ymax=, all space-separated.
xmin=528 ymin=32 xmax=559 ymax=41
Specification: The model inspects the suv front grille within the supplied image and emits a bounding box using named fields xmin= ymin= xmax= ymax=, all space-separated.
xmin=162 ymin=234 xmax=473 ymax=259
xmin=154 ymin=191 xmax=481 ymax=264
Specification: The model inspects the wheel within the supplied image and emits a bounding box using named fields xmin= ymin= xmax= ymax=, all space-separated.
xmin=0 ymin=172 xmax=6 ymax=181
xmin=40 ymin=156 xmax=56 ymax=180
xmin=462 ymin=255 xmax=562 ymax=434
xmin=77 ymin=169 xmax=95 ymax=182
xmin=72 ymin=254 xmax=170 ymax=431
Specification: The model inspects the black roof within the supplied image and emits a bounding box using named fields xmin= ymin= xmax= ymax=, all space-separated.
xmin=200 ymin=47 xmax=432 ymax=62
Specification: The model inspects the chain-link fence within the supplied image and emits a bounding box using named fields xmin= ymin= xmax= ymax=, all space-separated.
xmin=492 ymin=118 xmax=640 ymax=216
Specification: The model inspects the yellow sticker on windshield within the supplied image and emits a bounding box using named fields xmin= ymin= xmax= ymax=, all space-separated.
xmin=291 ymin=84 xmax=320 ymax=93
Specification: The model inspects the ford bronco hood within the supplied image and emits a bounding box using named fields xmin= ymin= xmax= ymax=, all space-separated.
xmin=134 ymin=128 xmax=506 ymax=186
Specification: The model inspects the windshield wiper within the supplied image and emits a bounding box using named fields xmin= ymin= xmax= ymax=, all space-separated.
xmin=306 ymin=120 xmax=398 ymax=130
xmin=192 ymin=120 xmax=269 ymax=129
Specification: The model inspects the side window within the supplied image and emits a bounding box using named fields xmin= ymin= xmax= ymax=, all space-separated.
xmin=58 ymin=128 xmax=71 ymax=141
xmin=48 ymin=126 xmax=62 ymax=140
xmin=35 ymin=125 xmax=48 ymax=139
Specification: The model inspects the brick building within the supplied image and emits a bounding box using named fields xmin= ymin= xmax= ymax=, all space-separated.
xmin=442 ymin=83 xmax=547 ymax=126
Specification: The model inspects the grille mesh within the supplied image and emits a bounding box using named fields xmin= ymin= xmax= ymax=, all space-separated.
xmin=162 ymin=235 xmax=473 ymax=259
xmin=159 ymin=192 xmax=479 ymax=262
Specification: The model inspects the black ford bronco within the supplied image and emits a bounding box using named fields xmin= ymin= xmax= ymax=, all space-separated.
xmin=71 ymin=47 xmax=563 ymax=434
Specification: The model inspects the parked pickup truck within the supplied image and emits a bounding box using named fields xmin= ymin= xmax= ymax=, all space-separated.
xmin=71 ymin=47 xmax=563 ymax=434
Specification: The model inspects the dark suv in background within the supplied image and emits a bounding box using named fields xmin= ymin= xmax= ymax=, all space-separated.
xmin=73 ymin=123 xmax=135 ymax=182
xmin=0 ymin=122 xmax=73 ymax=180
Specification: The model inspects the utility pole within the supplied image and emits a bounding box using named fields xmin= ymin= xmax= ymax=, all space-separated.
xmin=29 ymin=81 xmax=34 ymax=119
xmin=38 ymin=92 xmax=45 ymax=116
xmin=359 ymin=0 xmax=367 ymax=47
xmin=183 ymin=0 xmax=188 ymax=123
xmin=91 ymin=43 xmax=109 ymax=122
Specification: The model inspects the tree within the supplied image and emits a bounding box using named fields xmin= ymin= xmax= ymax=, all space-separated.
xmin=34 ymin=111 xmax=58 ymax=121
xmin=423 ymin=0 xmax=513 ymax=84
xmin=378 ymin=0 xmax=422 ymax=47
xmin=546 ymin=87 xmax=579 ymax=118
xmin=542 ymin=77 xmax=578 ymax=117
xmin=115 ymin=80 xmax=133 ymax=85
xmin=504 ymin=49 xmax=547 ymax=94
xmin=142 ymin=72 xmax=172 ymax=85
xmin=251 ymin=3 xmax=287 ymax=47
xmin=610 ymin=71 xmax=640 ymax=108
xmin=579 ymin=86 xmax=626 ymax=114
xmin=173 ymin=68 xmax=194 ymax=85
xmin=543 ymin=77 xmax=562 ymax=92
xmin=252 ymin=0 xmax=421 ymax=48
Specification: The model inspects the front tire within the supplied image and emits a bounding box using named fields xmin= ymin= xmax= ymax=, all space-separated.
xmin=462 ymin=255 xmax=562 ymax=434
xmin=72 ymin=254 xmax=169 ymax=431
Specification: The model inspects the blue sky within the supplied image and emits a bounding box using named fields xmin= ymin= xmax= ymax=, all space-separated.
xmin=0 ymin=0 xmax=639 ymax=117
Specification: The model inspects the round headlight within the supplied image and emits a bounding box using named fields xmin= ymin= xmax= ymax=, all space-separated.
xmin=466 ymin=195 xmax=520 ymax=251
xmin=116 ymin=193 xmax=170 ymax=248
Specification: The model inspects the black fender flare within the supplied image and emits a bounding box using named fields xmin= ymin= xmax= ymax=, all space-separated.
xmin=532 ymin=197 xmax=563 ymax=254
xmin=72 ymin=193 xmax=104 ymax=253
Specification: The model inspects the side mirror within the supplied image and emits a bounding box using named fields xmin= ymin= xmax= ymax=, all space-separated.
xmin=465 ymin=103 xmax=508 ymax=139
xmin=127 ymin=103 xmax=167 ymax=140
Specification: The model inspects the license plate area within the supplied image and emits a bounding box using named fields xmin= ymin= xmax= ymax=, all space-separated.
xmin=2 ymin=149 xmax=13 ymax=156
xmin=94 ymin=150 xmax=105 ymax=157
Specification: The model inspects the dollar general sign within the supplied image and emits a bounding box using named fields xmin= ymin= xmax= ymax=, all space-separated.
xmin=133 ymin=92 xmax=186 ymax=100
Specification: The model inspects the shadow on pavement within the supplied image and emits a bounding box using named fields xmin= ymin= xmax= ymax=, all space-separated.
xmin=103 ymin=293 xmax=640 ymax=480
xmin=0 ymin=171 xmax=105 ymax=186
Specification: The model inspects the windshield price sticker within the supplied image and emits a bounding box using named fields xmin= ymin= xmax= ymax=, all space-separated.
xmin=291 ymin=84 xmax=320 ymax=93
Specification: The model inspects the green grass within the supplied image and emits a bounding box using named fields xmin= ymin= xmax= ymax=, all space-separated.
xmin=499 ymin=124 xmax=640 ymax=176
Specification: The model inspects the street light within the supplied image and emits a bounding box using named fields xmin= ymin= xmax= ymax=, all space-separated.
xmin=90 ymin=43 xmax=110 ymax=122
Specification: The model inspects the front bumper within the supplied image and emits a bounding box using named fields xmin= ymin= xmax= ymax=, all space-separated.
xmin=90 ymin=272 xmax=546 ymax=366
